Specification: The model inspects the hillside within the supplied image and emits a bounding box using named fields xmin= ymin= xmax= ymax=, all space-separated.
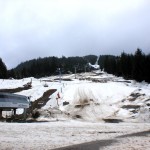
xmin=6 ymin=49 xmax=150 ymax=83
xmin=0 ymin=71 xmax=150 ymax=149
xmin=1 ymin=71 xmax=150 ymax=122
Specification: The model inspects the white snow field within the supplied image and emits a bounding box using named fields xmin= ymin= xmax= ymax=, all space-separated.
xmin=0 ymin=71 xmax=150 ymax=149
xmin=0 ymin=121 xmax=150 ymax=150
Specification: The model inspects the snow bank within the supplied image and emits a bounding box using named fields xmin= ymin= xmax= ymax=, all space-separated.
xmin=59 ymin=81 xmax=138 ymax=121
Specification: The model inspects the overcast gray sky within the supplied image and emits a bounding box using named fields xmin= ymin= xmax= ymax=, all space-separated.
xmin=0 ymin=0 xmax=150 ymax=69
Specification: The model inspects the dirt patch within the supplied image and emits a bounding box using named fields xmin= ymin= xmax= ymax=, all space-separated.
xmin=75 ymin=103 xmax=90 ymax=108
xmin=121 ymin=105 xmax=141 ymax=109
xmin=0 ymin=86 xmax=31 ymax=93
xmin=54 ymin=78 xmax=72 ymax=81
xmin=41 ymin=80 xmax=53 ymax=82
xmin=128 ymin=93 xmax=145 ymax=101
xmin=72 ymin=115 xmax=82 ymax=119
xmin=28 ymin=89 xmax=57 ymax=113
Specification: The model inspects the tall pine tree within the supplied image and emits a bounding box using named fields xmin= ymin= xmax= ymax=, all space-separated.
xmin=0 ymin=58 xmax=7 ymax=79
xmin=132 ymin=49 xmax=144 ymax=82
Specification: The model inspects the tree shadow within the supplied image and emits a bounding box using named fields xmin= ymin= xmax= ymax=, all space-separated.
xmin=52 ymin=139 xmax=117 ymax=150
xmin=52 ymin=130 xmax=150 ymax=150
xmin=117 ymin=130 xmax=150 ymax=138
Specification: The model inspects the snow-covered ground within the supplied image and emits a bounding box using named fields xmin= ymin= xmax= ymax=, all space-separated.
xmin=0 ymin=71 xmax=150 ymax=149
xmin=0 ymin=121 xmax=150 ymax=150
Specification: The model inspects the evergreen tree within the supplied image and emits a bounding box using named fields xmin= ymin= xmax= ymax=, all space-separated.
xmin=8 ymin=69 xmax=16 ymax=78
xmin=103 ymin=55 xmax=116 ymax=74
xmin=145 ymin=54 xmax=150 ymax=82
xmin=120 ymin=52 xmax=132 ymax=79
xmin=0 ymin=58 xmax=7 ymax=79
xmin=132 ymin=48 xmax=144 ymax=82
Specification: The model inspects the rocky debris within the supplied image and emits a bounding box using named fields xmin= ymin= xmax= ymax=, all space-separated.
xmin=73 ymin=115 xmax=82 ymax=119
xmin=63 ymin=101 xmax=69 ymax=106
xmin=32 ymin=108 xmax=55 ymax=119
xmin=23 ymin=82 xmax=32 ymax=88
xmin=54 ymin=78 xmax=72 ymax=81
xmin=103 ymin=118 xmax=123 ymax=123
xmin=146 ymin=103 xmax=150 ymax=106
xmin=43 ymin=82 xmax=48 ymax=87
xmin=78 ymin=76 xmax=114 ymax=83
xmin=41 ymin=79 xmax=53 ymax=82
xmin=115 ymin=80 xmax=131 ymax=83
xmin=121 ymin=105 xmax=141 ymax=109
xmin=30 ymin=107 xmax=69 ymax=121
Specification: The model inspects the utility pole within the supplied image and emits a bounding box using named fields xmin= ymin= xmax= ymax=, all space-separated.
xmin=24 ymin=108 xmax=27 ymax=121
xmin=74 ymin=66 xmax=77 ymax=79
xmin=84 ymin=65 xmax=86 ymax=73
xmin=58 ymin=68 xmax=61 ymax=83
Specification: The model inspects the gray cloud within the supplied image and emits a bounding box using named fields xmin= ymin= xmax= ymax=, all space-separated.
xmin=0 ymin=0 xmax=150 ymax=69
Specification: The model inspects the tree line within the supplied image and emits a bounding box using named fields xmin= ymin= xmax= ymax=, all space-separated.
xmin=7 ymin=55 xmax=98 ymax=78
xmin=0 ymin=49 xmax=150 ymax=82
xmin=100 ymin=49 xmax=150 ymax=82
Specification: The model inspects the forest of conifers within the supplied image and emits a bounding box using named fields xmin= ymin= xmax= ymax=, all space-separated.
xmin=0 ymin=49 xmax=150 ymax=83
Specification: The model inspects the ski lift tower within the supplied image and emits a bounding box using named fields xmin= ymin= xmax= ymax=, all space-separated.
xmin=58 ymin=68 xmax=61 ymax=83
xmin=74 ymin=65 xmax=78 ymax=79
